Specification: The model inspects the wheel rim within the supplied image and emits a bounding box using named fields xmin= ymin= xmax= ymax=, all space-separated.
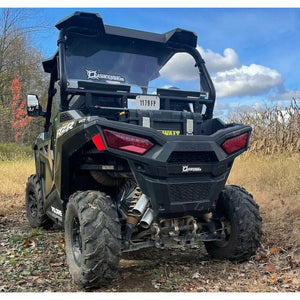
xmin=216 ymin=217 xmax=232 ymax=247
xmin=28 ymin=190 xmax=38 ymax=218
xmin=71 ymin=216 xmax=82 ymax=266
xmin=223 ymin=218 xmax=232 ymax=240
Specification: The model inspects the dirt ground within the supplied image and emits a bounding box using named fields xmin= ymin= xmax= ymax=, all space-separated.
xmin=1 ymin=154 xmax=299 ymax=292
xmin=1 ymin=209 xmax=299 ymax=293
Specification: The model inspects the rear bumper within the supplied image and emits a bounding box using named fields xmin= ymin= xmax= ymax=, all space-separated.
xmin=58 ymin=114 xmax=251 ymax=216
xmin=90 ymin=117 xmax=250 ymax=217
xmin=133 ymin=171 xmax=229 ymax=217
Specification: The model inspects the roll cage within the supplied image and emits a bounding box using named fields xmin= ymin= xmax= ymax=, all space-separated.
xmin=42 ymin=11 xmax=216 ymax=132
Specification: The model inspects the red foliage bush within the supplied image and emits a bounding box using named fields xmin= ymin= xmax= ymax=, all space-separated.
xmin=10 ymin=78 xmax=32 ymax=142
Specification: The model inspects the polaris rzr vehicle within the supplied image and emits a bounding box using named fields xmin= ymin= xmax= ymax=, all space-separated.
xmin=25 ymin=12 xmax=262 ymax=289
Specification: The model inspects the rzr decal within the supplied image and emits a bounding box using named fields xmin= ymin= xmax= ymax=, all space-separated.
xmin=57 ymin=121 xmax=75 ymax=138
xmin=85 ymin=69 xmax=125 ymax=82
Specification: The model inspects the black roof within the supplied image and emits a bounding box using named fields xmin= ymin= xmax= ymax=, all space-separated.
xmin=43 ymin=11 xmax=198 ymax=74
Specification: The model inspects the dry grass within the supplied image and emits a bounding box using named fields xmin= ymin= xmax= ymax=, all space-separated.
xmin=0 ymin=153 xmax=299 ymax=292
xmin=0 ymin=143 xmax=32 ymax=161
xmin=228 ymin=152 xmax=300 ymax=250
xmin=227 ymin=99 xmax=300 ymax=252
xmin=1 ymin=153 xmax=299 ymax=251
xmin=0 ymin=159 xmax=34 ymax=215
xmin=228 ymin=152 xmax=300 ymax=196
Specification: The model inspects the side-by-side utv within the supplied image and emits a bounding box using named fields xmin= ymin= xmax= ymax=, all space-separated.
xmin=25 ymin=12 xmax=262 ymax=289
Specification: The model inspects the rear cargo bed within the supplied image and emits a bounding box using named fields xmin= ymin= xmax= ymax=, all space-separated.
xmin=118 ymin=109 xmax=230 ymax=136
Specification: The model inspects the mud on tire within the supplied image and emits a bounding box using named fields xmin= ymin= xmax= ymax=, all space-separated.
xmin=205 ymin=185 xmax=262 ymax=262
xmin=65 ymin=190 xmax=121 ymax=289
xmin=25 ymin=174 xmax=54 ymax=229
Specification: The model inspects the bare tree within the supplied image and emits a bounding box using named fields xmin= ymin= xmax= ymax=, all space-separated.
xmin=0 ymin=8 xmax=49 ymax=144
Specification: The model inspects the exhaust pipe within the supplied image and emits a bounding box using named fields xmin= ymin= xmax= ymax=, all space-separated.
xmin=140 ymin=208 xmax=154 ymax=229
xmin=132 ymin=194 xmax=149 ymax=216
xmin=124 ymin=193 xmax=151 ymax=250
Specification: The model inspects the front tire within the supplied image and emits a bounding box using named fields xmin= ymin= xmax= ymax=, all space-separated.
xmin=205 ymin=185 xmax=262 ymax=262
xmin=25 ymin=174 xmax=54 ymax=229
xmin=65 ymin=190 xmax=121 ymax=289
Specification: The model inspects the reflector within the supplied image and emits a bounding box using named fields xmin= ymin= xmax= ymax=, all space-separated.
xmin=92 ymin=134 xmax=106 ymax=151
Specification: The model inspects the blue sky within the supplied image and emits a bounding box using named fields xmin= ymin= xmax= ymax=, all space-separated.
xmin=16 ymin=8 xmax=300 ymax=117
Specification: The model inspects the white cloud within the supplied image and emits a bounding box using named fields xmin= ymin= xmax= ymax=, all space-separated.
xmin=251 ymin=102 xmax=265 ymax=111
xmin=160 ymin=52 xmax=198 ymax=81
xmin=159 ymin=46 xmax=240 ymax=81
xmin=212 ymin=64 xmax=283 ymax=98
xmin=268 ymin=90 xmax=299 ymax=102
xmin=159 ymin=46 xmax=284 ymax=99
xmin=197 ymin=47 xmax=240 ymax=72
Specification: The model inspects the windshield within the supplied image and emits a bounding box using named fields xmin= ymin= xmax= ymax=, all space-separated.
xmin=65 ymin=35 xmax=201 ymax=93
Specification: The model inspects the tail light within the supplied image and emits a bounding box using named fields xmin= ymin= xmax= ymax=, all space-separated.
xmin=221 ymin=132 xmax=248 ymax=155
xmin=103 ymin=129 xmax=154 ymax=154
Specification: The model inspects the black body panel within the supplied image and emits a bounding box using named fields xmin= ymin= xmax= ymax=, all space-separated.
xmin=49 ymin=113 xmax=251 ymax=218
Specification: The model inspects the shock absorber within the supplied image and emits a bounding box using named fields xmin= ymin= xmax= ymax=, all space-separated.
xmin=204 ymin=212 xmax=217 ymax=237
xmin=123 ymin=186 xmax=143 ymax=249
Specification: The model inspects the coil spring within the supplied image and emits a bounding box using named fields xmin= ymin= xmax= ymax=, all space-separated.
xmin=128 ymin=186 xmax=142 ymax=214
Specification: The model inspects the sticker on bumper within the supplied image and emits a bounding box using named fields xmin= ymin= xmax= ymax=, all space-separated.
xmin=158 ymin=130 xmax=180 ymax=136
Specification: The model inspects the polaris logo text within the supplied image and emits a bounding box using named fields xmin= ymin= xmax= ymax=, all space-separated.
xmin=182 ymin=165 xmax=202 ymax=173
xmin=51 ymin=206 xmax=62 ymax=217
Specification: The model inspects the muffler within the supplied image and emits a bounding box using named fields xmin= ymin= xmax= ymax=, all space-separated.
xmin=140 ymin=208 xmax=154 ymax=229
xmin=124 ymin=193 xmax=152 ymax=249
xmin=132 ymin=194 xmax=149 ymax=216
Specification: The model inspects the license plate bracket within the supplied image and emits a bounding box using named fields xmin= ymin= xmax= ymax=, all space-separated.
xmin=136 ymin=95 xmax=160 ymax=110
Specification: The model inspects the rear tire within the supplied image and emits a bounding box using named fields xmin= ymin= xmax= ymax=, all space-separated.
xmin=205 ymin=185 xmax=262 ymax=262
xmin=25 ymin=174 xmax=54 ymax=229
xmin=65 ymin=190 xmax=121 ymax=289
